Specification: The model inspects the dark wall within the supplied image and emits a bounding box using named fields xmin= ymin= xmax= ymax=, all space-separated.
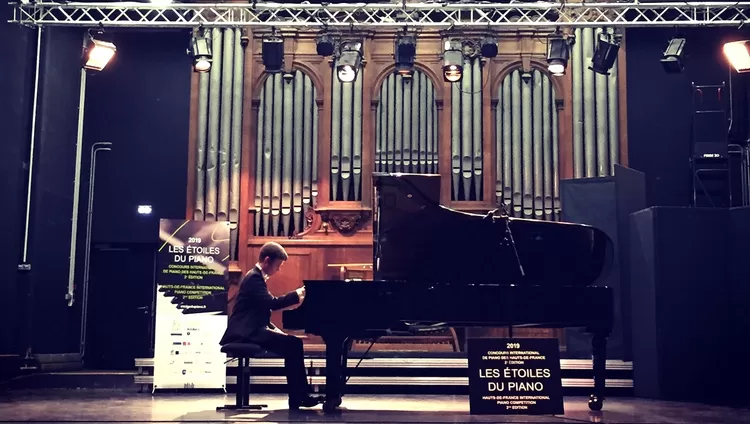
xmin=80 ymin=30 xmax=192 ymax=367
xmin=626 ymin=27 xmax=750 ymax=207
xmin=0 ymin=3 xmax=35 ymax=355
xmin=0 ymin=23 xmax=192 ymax=358
xmin=84 ymin=30 xmax=191 ymax=244
xmin=28 ymin=26 xmax=89 ymax=355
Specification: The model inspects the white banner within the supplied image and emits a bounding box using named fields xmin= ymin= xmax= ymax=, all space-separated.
xmin=152 ymin=219 xmax=230 ymax=391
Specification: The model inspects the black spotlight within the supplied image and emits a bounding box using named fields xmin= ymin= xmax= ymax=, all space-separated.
xmin=660 ymin=37 xmax=686 ymax=73
xmin=262 ymin=36 xmax=284 ymax=73
xmin=337 ymin=40 xmax=363 ymax=83
xmin=480 ymin=36 xmax=498 ymax=58
xmin=546 ymin=36 xmax=569 ymax=76
xmin=395 ymin=35 xmax=416 ymax=78
xmin=443 ymin=40 xmax=463 ymax=82
xmin=316 ymin=33 xmax=335 ymax=56
xmin=590 ymin=32 xmax=619 ymax=75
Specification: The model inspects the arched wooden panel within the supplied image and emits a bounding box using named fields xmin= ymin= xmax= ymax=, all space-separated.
xmin=571 ymin=27 xmax=620 ymax=178
xmin=330 ymin=57 xmax=364 ymax=202
xmin=375 ymin=70 xmax=439 ymax=174
xmin=254 ymin=70 xmax=319 ymax=237
xmin=451 ymin=57 xmax=483 ymax=201
xmin=495 ymin=68 xmax=560 ymax=220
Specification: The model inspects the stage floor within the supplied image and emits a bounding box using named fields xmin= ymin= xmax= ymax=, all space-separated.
xmin=1 ymin=390 xmax=748 ymax=423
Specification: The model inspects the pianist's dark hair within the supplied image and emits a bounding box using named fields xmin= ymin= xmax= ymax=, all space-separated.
xmin=259 ymin=242 xmax=289 ymax=262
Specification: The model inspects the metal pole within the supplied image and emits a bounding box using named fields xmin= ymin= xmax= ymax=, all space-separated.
xmin=21 ymin=26 xmax=43 ymax=264
xmin=19 ymin=26 xmax=44 ymax=368
xmin=79 ymin=142 xmax=111 ymax=359
xmin=66 ymin=67 xmax=87 ymax=307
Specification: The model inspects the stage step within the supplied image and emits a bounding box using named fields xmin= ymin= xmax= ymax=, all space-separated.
xmin=133 ymin=356 xmax=633 ymax=396
xmin=0 ymin=371 xmax=139 ymax=391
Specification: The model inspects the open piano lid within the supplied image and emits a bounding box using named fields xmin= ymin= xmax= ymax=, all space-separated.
xmin=373 ymin=172 xmax=614 ymax=287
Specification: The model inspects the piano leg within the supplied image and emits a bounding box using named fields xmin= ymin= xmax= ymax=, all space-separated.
xmin=322 ymin=334 xmax=348 ymax=413
xmin=589 ymin=332 xmax=607 ymax=411
xmin=341 ymin=339 xmax=353 ymax=395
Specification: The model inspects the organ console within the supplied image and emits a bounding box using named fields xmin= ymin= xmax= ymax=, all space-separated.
xmin=283 ymin=172 xmax=615 ymax=413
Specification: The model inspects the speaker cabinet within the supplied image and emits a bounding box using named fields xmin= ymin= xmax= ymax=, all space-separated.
xmin=559 ymin=165 xmax=646 ymax=361
xmin=729 ymin=207 xmax=750 ymax=389
xmin=630 ymin=207 xmax=745 ymax=406
xmin=560 ymin=176 xmax=620 ymax=359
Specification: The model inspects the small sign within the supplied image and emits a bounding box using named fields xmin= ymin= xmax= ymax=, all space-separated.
xmin=468 ymin=338 xmax=564 ymax=415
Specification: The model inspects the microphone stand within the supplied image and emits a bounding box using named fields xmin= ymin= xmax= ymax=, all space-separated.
xmin=486 ymin=204 xmax=525 ymax=278
xmin=487 ymin=204 xmax=525 ymax=339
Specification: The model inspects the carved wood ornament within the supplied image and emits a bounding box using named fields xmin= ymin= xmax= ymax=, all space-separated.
xmin=317 ymin=208 xmax=372 ymax=236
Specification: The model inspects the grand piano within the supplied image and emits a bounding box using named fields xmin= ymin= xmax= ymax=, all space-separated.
xmin=283 ymin=172 xmax=614 ymax=413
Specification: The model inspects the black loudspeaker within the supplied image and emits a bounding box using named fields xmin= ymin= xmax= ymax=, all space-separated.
xmin=559 ymin=166 xmax=647 ymax=361
xmin=560 ymin=176 xmax=621 ymax=359
xmin=629 ymin=207 xmax=744 ymax=406
xmin=614 ymin=165 xmax=647 ymax=362
xmin=730 ymin=207 xmax=750 ymax=386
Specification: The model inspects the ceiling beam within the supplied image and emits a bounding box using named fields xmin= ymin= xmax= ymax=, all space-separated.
xmin=9 ymin=1 xmax=750 ymax=29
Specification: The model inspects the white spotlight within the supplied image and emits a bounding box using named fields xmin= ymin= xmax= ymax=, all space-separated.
xmin=83 ymin=34 xmax=116 ymax=71
xmin=723 ymin=40 xmax=750 ymax=73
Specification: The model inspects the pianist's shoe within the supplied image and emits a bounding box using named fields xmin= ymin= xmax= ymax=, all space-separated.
xmin=289 ymin=395 xmax=324 ymax=410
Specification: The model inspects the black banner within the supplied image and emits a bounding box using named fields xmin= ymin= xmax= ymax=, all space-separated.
xmin=468 ymin=338 xmax=564 ymax=415
xmin=156 ymin=219 xmax=231 ymax=315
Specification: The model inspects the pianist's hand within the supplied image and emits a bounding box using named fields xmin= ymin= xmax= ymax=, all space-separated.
xmin=295 ymin=287 xmax=306 ymax=303
xmin=270 ymin=325 xmax=287 ymax=336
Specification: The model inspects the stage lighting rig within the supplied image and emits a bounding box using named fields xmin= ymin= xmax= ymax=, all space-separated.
xmin=546 ymin=31 xmax=572 ymax=76
xmin=262 ymin=33 xmax=284 ymax=73
xmin=190 ymin=29 xmax=212 ymax=72
xmin=395 ymin=34 xmax=416 ymax=79
xmin=723 ymin=40 xmax=750 ymax=73
xmin=590 ymin=31 xmax=620 ymax=75
xmin=661 ymin=37 xmax=687 ymax=73
xmin=442 ymin=39 xmax=463 ymax=83
xmin=316 ymin=33 xmax=335 ymax=56
xmin=479 ymin=36 xmax=498 ymax=58
xmin=82 ymin=30 xmax=115 ymax=71
xmin=336 ymin=40 xmax=363 ymax=83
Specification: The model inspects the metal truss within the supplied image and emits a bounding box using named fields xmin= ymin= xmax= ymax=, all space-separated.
xmin=10 ymin=1 xmax=750 ymax=29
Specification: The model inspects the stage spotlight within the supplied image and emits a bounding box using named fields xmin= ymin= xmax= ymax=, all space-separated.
xmin=137 ymin=205 xmax=153 ymax=215
xmin=337 ymin=40 xmax=362 ymax=83
xmin=723 ymin=40 xmax=750 ymax=73
xmin=443 ymin=40 xmax=463 ymax=83
xmin=660 ymin=37 xmax=686 ymax=73
xmin=83 ymin=33 xmax=116 ymax=71
xmin=395 ymin=35 xmax=416 ymax=79
xmin=546 ymin=36 xmax=570 ymax=76
xmin=316 ymin=33 xmax=335 ymax=56
xmin=191 ymin=31 xmax=212 ymax=72
xmin=480 ymin=36 xmax=498 ymax=58
xmin=589 ymin=32 xmax=619 ymax=75
xmin=262 ymin=36 xmax=284 ymax=73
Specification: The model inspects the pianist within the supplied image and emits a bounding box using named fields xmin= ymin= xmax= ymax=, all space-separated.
xmin=219 ymin=242 xmax=323 ymax=409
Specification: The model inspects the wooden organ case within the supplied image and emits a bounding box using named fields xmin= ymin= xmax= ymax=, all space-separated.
xmin=187 ymin=27 xmax=629 ymax=354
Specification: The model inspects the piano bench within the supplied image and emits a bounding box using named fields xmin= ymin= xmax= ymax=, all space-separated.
xmin=216 ymin=343 xmax=268 ymax=412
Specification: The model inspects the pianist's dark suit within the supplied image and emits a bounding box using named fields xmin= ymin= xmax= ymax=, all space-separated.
xmin=220 ymin=265 xmax=310 ymax=401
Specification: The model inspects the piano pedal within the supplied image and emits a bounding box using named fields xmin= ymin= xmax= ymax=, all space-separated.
xmin=588 ymin=394 xmax=603 ymax=411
